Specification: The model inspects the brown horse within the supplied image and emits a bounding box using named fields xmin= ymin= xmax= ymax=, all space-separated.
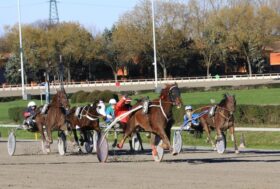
xmin=117 ymin=83 xmax=183 ymax=155
xmin=66 ymin=103 xmax=103 ymax=150
xmin=39 ymin=89 xmax=70 ymax=151
xmin=199 ymin=93 xmax=238 ymax=153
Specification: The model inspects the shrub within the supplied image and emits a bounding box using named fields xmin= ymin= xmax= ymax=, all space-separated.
xmin=70 ymin=90 xmax=85 ymax=103
xmin=76 ymin=91 xmax=90 ymax=103
xmin=87 ymin=90 xmax=101 ymax=103
xmin=98 ymin=90 xmax=118 ymax=103
xmin=8 ymin=107 xmax=25 ymax=123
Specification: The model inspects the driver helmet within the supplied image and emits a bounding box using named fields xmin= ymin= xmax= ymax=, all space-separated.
xmin=109 ymin=98 xmax=117 ymax=105
xmin=27 ymin=101 xmax=37 ymax=108
xmin=185 ymin=105 xmax=192 ymax=111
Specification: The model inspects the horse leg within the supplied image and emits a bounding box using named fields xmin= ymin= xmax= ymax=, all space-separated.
xmin=117 ymin=122 xmax=135 ymax=149
xmin=73 ymin=129 xmax=82 ymax=152
xmin=136 ymin=132 xmax=144 ymax=151
xmin=200 ymin=119 xmax=216 ymax=150
xmin=229 ymin=126 xmax=239 ymax=154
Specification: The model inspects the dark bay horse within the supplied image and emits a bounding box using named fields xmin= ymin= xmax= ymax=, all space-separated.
xmin=39 ymin=89 xmax=70 ymax=151
xmin=117 ymin=83 xmax=183 ymax=155
xmin=66 ymin=103 xmax=103 ymax=150
xmin=199 ymin=94 xmax=238 ymax=153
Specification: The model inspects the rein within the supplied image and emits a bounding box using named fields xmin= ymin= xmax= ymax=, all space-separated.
xmin=79 ymin=105 xmax=102 ymax=121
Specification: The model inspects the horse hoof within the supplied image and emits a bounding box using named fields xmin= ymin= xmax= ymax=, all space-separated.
xmin=152 ymin=148 xmax=158 ymax=157
xmin=116 ymin=144 xmax=123 ymax=149
xmin=46 ymin=148 xmax=50 ymax=153
xmin=172 ymin=151 xmax=178 ymax=156
xmin=235 ymin=150 xmax=240 ymax=154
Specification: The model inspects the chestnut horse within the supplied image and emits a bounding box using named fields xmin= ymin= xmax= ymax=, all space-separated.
xmin=66 ymin=103 xmax=103 ymax=150
xmin=38 ymin=89 xmax=70 ymax=151
xmin=199 ymin=94 xmax=238 ymax=153
xmin=117 ymin=83 xmax=183 ymax=154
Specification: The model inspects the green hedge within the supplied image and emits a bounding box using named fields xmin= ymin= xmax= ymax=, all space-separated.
xmin=70 ymin=90 xmax=118 ymax=104
xmin=8 ymin=107 xmax=25 ymax=123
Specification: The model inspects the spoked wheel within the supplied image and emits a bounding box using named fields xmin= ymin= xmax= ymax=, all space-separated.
xmin=132 ymin=133 xmax=141 ymax=151
xmin=58 ymin=131 xmax=67 ymax=156
xmin=96 ymin=133 xmax=109 ymax=162
xmin=92 ymin=131 xmax=98 ymax=152
xmin=84 ymin=131 xmax=93 ymax=153
xmin=7 ymin=132 xmax=16 ymax=156
xmin=172 ymin=130 xmax=182 ymax=155
xmin=152 ymin=135 xmax=164 ymax=162
xmin=216 ymin=132 xmax=227 ymax=154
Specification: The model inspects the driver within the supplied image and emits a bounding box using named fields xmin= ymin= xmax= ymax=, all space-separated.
xmin=115 ymin=95 xmax=132 ymax=126
xmin=23 ymin=101 xmax=37 ymax=129
xmin=183 ymin=105 xmax=199 ymax=130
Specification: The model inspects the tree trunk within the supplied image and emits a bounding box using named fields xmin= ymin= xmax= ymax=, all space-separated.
xmin=246 ymin=56 xmax=252 ymax=77
xmin=163 ymin=66 xmax=167 ymax=79
xmin=67 ymin=64 xmax=71 ymax=82
xmin=114 ymin=71 xmax=118 ymax=82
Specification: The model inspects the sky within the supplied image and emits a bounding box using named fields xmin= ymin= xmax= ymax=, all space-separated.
xmin=0 ymin=0 xmax=139 ymax=35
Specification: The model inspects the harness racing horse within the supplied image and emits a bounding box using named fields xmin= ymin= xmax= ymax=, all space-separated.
xmin=199 ymin=93 xmax=238 ymax=153
xmin=116 ymin=83 xmax=183 ymax=157
xmin=40 ymin=89 xmax=70 ymax=152
xmin=66 ymin=103 xmax=103 ymax=152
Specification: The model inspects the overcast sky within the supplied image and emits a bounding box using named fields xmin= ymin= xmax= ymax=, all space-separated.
xmin=0 ymin=0 xmax=139 ymax=35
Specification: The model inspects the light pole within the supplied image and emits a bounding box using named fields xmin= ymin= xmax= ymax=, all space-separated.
xmin=151 ymin=0 xmax=158 ymax=89
xmin=17 ymin=0 xmax=25 ymax=99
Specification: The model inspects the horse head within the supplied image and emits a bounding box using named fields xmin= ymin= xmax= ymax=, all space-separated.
xmin=52 ymin=89 xmax=70 ymax=111
xmin=222 ymin=93 xmax=236 ymax=114
xmin=160 ymin=83 xmax=183 ymax=108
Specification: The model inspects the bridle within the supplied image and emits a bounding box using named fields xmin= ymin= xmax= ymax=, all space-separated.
xmin=79 ymin=105 xmax=103 ymax=121
xmin=168 ymin=85 xmax=181 ymax=105
xmin=150 ymin=85 xmax=181 ymax=120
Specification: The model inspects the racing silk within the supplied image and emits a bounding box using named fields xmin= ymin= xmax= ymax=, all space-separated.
xmin=115 ymin=98 xmax=131 ymax=124
xmin=23 ymin=107 xmax=36 ymax=118
xmin=105 ymin=105 xmax=115 ymax=123
xmin=183 ymin=113 xmax=200 ymax=127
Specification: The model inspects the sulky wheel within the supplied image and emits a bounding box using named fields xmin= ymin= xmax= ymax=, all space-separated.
xmin=57 ymin=131 xmax=67 ymax=156
xmin=152 ymin=135 xmax=164 ymax=162
xmin=7 ymin=132 xmax=16 ymax=156
xmin=84 ymin=131 xmax=94 ymax=153
xmin=96 ymin=133 xmax=109 ymax=163
xmin=172 ymin=130 xmax=182 ymax=155
xmin=132 ymin=133 xmax=141 ymax=151
xmin=92 ymin=130 xmax=98 ymax=152
xmin=216 ymin=132 xmax=227 ymax=154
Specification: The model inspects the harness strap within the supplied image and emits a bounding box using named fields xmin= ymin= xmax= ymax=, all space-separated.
xmin=149 ymin=99 xmax=168 ymax=121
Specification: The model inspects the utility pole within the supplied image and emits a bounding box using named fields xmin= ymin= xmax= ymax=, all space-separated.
xmin=49 ymin=0 xmax=59 ymax=25
xmin=17 ymin=0 xmax=26 ymax=99
xmin=151 ymin=0 xmax=159 ymax=91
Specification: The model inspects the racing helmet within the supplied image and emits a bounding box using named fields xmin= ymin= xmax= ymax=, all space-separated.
xmin=27 ymin=101 xmax=37 ymax=107
xmin=109 ymin=98 xmax=117 ymax=105
xmin=185 ymin=105 xmax=192 ymax=111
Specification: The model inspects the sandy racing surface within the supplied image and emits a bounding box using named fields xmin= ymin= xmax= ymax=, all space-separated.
xmin=0 ymin=140 xmax=280 ymax=189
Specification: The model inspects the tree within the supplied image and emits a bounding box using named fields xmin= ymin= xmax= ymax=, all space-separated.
xmin=4 ymin=55 xmax=21 ymax=84
xmin=113 ymin=0 xmax=190 ymax=78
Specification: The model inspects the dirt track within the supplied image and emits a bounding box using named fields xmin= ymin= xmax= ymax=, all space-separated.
xmin=0 ymin=140 xmax=280 ymax=189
